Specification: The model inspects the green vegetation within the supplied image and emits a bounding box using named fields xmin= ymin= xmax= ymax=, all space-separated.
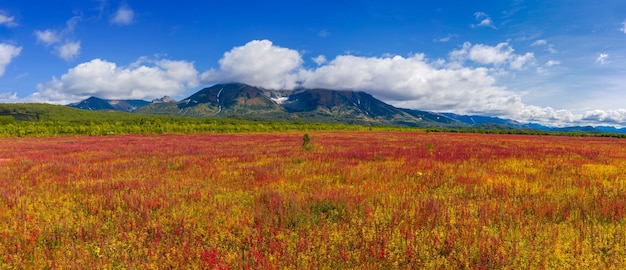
xmin=1 ymin=103 xmax=625 ymax=138
xmin=0 ymin=103 xmax=398 ymax=137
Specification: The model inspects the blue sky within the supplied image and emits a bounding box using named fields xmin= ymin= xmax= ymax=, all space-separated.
xmin=1 ymin=0 xmax=625 ymax=127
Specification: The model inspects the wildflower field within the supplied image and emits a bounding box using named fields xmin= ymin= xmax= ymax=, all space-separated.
xmin=1 ymin=131 xmax=626 ymax=268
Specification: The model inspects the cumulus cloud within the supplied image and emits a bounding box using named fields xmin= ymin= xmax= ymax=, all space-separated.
xmin=302 ymin=53 xmax=525 ymax=114
xmin=0 ymin=43 xmax=22 ymax=76
xmin=471 ymin=12 xmax=496 ymax=29
xmin=621 ymin=20 xmax=626 ymax=34
xmin=596 ymin=53 xmax=609 ymax=64
xmin=0 ymin=11 xmax=17 ymax=27
xmin=449 ymin=42 xmax=535 ymax=70
xmin=111 ymin=4 xmax=134 ymax=25
xmin=517 ymin=105 xmax=578 ymax=124
xmin=28 ymin=58 xmax=199 ymax=104
xmin=582 ymin=109 xmax=626 ymax=123
xmin=468 ymin=43 xmax=513 ymax=65
xmin=201 ymin=40 xmax=304 ymax=89
xmin=58 ymin=41 xmax=81 ymax=61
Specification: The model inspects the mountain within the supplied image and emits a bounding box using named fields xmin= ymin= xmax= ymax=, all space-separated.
xmin=595 ymin=126 xmax=626 ymax=134
xmin=68 ymin=96 xmax=149 ymax=112
xmin=403 ymin=110 xmax=459 ymax=124
xmin=279 ymin=88 xmax=442 ymax=126
xmin=179 ymin=83 xmax=284 ymax=113
xmin=135 ymin=83 xmax=287 ymax=118
xmin=135 ymin=83 xmax=453 ymax=126
xmin=441 ymin=112 xmax=626 ymax=134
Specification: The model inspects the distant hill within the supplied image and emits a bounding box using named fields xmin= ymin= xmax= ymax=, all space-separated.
xmin=68 ymin=96 xmax=150 ymax=112
xmin=0 ymin=103 xmax=140 ymax=122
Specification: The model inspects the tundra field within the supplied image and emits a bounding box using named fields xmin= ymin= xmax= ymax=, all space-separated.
xmin=1 ymin=131 xmax=626 ymax=269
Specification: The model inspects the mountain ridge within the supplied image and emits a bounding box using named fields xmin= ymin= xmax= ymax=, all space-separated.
xmin=68 ymin=96 xmax=150 ymax=112
xmin=66 ymin=83 xmax=626 ymax=134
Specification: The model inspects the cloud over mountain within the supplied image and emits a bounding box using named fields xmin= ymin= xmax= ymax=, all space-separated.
xmin=200 ymin=40 xmax=543 ymax=121
xmin=11 ymin=39 xmax=626 ymax=127
xmin=201 ymin=40 xmax=303 ymax=90
xmin=27 ymin=58 xmax=198 ymax=104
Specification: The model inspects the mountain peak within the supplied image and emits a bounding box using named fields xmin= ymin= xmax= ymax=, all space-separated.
xmin=152 ymin=96 xmax=176 ymax=103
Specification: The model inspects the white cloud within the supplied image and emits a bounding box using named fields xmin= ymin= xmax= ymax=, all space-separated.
xmin=472 ymin=12 xmax=496 ymax=29
xmin=545 ymin=60 xmax=560 ymax=67
xmin=34 ymin=16 xmax=84 ymax=61
xmin=537 ymin=59 xmax=561 ymax=73
xmin=65 ymin=15 xmax=81 ymax=32
xmin=468 ymin=42 xmax=513 ymax=65
xmin=517 ymin=105 xmax=578 ymax=125
xmin=201 ymin=40 xmax=304 ymax=89
xmin=302 ymin=54 xmax=525 ymax=115
xmin=34 ymin=29 xmax=60 ymax=45
xmin=28 ymin=58 xmax=199 ymax=104
xmin=531 ymin=39 xmax=557 ymax=54
xmin=449 ymin=42 xmax=535 ymax=70
xmin=57 ymin=41 xmax=81 ymax=61
xmin=312 ymin=55 xmax=327 ymax=65
xmin=0 ymin=92 xmax=19 ymax=103
xmin=433 ymin=33 xmax=457 ymax=42
xmin=596 ymin=53 xmax=609 ymax=64
xmin=510 ymin=52 xmax=535 ymax=70
xmin=531 ymin=40 xmax=547 ymax=46
xmin=0 ymin=43 xmax=22 ymax=76
xmin=0 ymin=11 xmax=17 ymax=27
xmin=582 ymin=109 xmax=626 ymax=124
xmin=111 ymin=4 xmax=134 ymax=25
xmin=621 ymin=20 xmax=626 ymax=34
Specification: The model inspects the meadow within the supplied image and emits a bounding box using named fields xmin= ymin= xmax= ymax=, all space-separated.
xmin=1 ymin=131 xmax=626 ymax=268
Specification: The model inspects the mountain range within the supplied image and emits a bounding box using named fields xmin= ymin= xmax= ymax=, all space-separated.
xmin=67 ymin=83 xmax=626 ymax=134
